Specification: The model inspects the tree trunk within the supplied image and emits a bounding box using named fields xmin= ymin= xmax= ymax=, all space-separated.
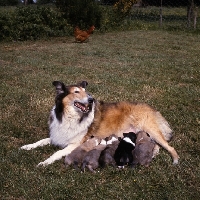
xmin=24 ymin=0 xmax=34 ymax=6
xmin=24 ymin=0 xmax=28 ymax=5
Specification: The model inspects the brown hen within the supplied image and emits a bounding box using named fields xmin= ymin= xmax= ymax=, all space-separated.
xmin=74 ymin=25 xmax=95 ymax=43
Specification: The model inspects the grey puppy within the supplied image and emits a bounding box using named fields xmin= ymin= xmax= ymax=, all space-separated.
xmin=64 ymin=137 xmax=101 ymax=170
xmin=81 ymin=139 xmax=107 ymax=173
xmin=132 ymin=131 xmax=156 ymax=168
xmin=99 ymin=135 xmax=120 ymax=168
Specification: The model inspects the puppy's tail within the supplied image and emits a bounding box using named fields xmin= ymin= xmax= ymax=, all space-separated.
xmin=98 ymin=149 xmax=106 ymax=168
xmin=81 ymin=161 xmax=87 ymax=172
xmin=98 ymin=157 xmax=106 ymax=168
xmin=73 ymin=161 xmax=80 ymax=171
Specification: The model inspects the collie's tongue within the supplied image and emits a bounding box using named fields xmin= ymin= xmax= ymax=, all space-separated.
xmin=74 ymin=102 xmax=88 ymax=112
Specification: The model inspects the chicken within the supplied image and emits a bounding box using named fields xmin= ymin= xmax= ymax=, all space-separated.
xmin=74 ymin=25 xmax=95 ymax=43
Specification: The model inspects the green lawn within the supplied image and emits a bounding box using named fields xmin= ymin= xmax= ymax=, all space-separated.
xmin=0 ymin=30 xmax=200 ymax=199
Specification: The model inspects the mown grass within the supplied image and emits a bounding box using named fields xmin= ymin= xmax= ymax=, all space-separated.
xmin=0 ymin=30 xmax=200 ymax=199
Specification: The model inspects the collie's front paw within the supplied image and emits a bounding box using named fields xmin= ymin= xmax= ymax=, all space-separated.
xmin=20 ymin=144 xmax=34 ymax=150
xmin=173 ymin=158 xmax=179 ymax=165
xmin=37 ymin=161 xmax=49 ymax=167
xmin=37 ymin=158 xmax=53 ymax=167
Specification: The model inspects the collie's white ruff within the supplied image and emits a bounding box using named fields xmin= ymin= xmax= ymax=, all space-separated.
xmin=21 ymin=105 xmax=95 ymax=166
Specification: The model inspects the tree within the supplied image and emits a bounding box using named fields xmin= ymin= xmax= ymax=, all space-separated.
xmin=56 ymin=0 xmax=102 ymax=28
xmin=113 ymin=0 xmax=137 ymax=19
xmin=24 ymin=0 xmax=34 ymax=6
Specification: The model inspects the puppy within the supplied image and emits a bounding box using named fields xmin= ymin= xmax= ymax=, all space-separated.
xmin=132 ymin=131 xmax=156 ymax=168
xmin=81 ymin=139 xmax=107 ymax=173
xmin=114 ymin=132 xmax=136 ymax=168
xmin=99 ymin=135 xmax=120 ymax=168
xmin=64 ymin=137 xmax=101 ymax=170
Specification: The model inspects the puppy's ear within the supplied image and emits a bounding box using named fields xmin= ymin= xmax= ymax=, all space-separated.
xmin=123 ymin=133 xmax=128 ymax=137
xmin=52 ymin=81 xmax=66 ymax=95
xmin=79 ymin=81 xmax=88 ymax=88
xmin=118 ymin=137 xmax=122 ymax=141
xmin=104 ymin=137 xmax=109 ymax=141
xmin=146 ymin=133 xmax=150 ymax=137
xmin=132 ymin=134 xmax=137 ymax=142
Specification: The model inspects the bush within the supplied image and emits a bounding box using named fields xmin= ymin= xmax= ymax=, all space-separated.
xmin=0 ymin=0 xmax=19 ymax=6
xmin=0 ymin=6 xmax=72 ymax=41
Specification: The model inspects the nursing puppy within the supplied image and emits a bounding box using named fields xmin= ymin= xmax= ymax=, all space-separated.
xmin=21 ymin=81 xmax=179 ymax=167
xmin=82 ymin=135 xmax=117 ymax=172
xmin=81 ymin=139 xmax=107 ymax=173
xmin=132 ymin=131 xmax=156 ymax=168
xmin=114 ymin=132 xmax=136 ymax=168
xmin=99 ymin=135 xmax=120 ymax=168
xmin=64 ymin=137 xmax=101 ymax=170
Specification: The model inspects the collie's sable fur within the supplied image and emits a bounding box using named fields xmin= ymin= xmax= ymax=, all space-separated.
xmin=21 ymin=81 xmax=179 ymax=166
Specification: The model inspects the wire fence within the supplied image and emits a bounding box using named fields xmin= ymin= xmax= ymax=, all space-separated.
xmin=129 ymin=0 xmax=199 ymax=31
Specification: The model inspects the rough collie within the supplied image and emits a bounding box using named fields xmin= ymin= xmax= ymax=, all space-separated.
xmin=21 ymin=81 xmax=179 ymax=166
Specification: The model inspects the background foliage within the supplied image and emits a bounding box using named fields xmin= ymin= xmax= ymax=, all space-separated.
xmin=114 ymin=0 xmax=137 ymax=18
xmin=0 ymin=6 xmax=72 ymax=41
xmin=0 ymin=0 xmax=19 ymax=6
xmin=0 ymin=1 xmax=200 ymax=41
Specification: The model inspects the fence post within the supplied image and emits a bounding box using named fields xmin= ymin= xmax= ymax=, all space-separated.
xmin=159 ymin=0 xmax=163 ymax=27
xmin=187 ymin=0 xmax=198 ymax=29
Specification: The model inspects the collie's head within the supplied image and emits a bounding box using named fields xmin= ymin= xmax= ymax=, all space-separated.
xmin=52 ymin=81 xmax=94 ymax=122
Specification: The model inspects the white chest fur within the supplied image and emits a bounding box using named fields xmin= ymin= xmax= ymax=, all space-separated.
xmin=49 ymin=105 xmax=95 ymax=148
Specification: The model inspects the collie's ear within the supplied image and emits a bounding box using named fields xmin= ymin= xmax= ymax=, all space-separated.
xmin=79 ymin=81 xmax=88 ymax=88
xmin=52 ymin=81 xmax=66 ymax=95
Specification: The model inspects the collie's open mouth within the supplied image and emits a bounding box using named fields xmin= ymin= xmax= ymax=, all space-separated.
xmin=74 ymin=101 xmax=90 ymax=113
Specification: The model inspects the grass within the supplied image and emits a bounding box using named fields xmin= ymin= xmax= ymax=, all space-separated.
xmin=0 ymin=29 xmax=200 ymax=199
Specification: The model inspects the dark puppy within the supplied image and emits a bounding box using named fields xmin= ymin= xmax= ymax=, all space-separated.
xmin=132 ymin=131 xmax=156 ymax=168
xmin=99 ymin=135 xmax=120 ymax=168
xmin=114 ymin=132 xmax=136 ymax=168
